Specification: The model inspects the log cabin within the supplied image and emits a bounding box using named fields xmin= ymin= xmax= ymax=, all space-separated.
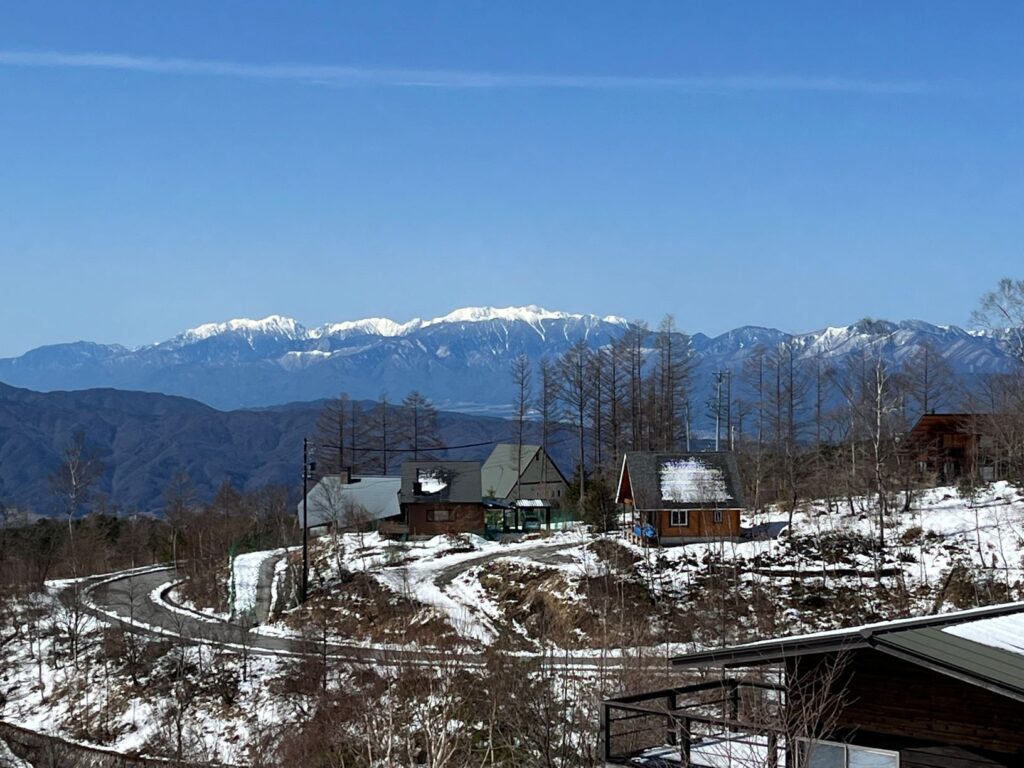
xmin=902 ymin=412 xmax=994 ymax=484
xmin=603 ymin=602 xmax=1024 ymax=767
xmin=616 ymin=451 xmax=745 ymax=544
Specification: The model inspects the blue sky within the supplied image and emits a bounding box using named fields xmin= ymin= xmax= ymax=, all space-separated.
xmin=1 ymin=2 xmax=1023 ymax=356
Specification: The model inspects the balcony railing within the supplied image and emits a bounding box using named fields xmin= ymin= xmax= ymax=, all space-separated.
xmin=602 ymin=678 xmax=786 ymax=767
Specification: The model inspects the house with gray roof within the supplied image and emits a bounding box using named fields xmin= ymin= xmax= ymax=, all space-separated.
xmin=616 ymin=451 xmax=745 ymax=545
xmin=380 ymin=460 xmax=485 ymax=538
xmin=603 ymin=602 xmax=1024 ymax=766
xmin=297 ymin=474 xmax=402 ymax=533
xmin=480 ymin=444 xmax=569 ymax=507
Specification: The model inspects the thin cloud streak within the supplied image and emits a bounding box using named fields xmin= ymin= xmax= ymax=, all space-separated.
xmin=0 ymin=49 xmax=933 ymax=94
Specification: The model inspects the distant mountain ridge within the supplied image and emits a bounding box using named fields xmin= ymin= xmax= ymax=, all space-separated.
xmin=0 ymin=306 xmax=1017 ymax=421
xmin=0 ymin=382 xmax=533 ymax=514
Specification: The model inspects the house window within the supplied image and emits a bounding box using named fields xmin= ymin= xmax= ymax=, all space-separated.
xmin=669 ymin=510 xmax=688 ymax=527
xmin=427 ymin=508 xmax=451 ymax=523
xmin=714 ymin=509 xmax=724 ymax=524
xmin=803 ymin=740 xmax=898 ymax=768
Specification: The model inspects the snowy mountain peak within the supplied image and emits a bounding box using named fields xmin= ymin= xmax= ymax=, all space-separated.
xmin=306 ymin=306 xmax=629 ymax=339
xmin=174 ymin=315 xmax=307 ymax=345
xmin=423 ymin=305 xmax=626 ymax=329
xmin=314 ymin=317 xmax=423 ymax=339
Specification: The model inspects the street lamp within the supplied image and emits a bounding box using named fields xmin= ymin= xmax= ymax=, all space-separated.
xmin=301 ymin=437 xmax=317 ymax=603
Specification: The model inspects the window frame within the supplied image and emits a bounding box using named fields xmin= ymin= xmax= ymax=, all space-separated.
xmin=669 ymin=509 xmax=689 ymax=528
xmin=427 ymin=508 xmax=452 ymax=523
xmin=713 ymin=509 xmax=724 ymax=524
xmin=801 ymin=739 xmax=899 ymax=768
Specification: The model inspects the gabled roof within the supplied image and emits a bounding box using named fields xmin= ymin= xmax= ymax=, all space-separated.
xmin=671 ymin=602 xmax=1024 ymax=702
xmin=617 ymin=451 xmax=745 ymax=510
xmin=400 ymin=460 xmax=482 ymax=504
xmin=481 ymin=444 xmax=541 ymax=499
xmin=480 ymin=444 xmax=568 ymax=499
xmin=902 ymin=412 xmax=986 ymax=450
xmin=298 ymin=475 xmax=401 ymax=527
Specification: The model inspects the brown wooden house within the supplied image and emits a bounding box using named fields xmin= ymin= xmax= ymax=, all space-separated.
xmin=379 ymin=460 xmax=485 ymax=539
xmin=902 ymin=412 xmax=994 ymax=484
xmin=603 ymin=602 xmax=1024 ymax=766
xmin=616 ymin=452 xmax=745 ymax=545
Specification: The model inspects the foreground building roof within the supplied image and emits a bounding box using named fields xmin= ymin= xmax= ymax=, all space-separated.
xmin=672 ymin=601 xmax=1024 ymax=702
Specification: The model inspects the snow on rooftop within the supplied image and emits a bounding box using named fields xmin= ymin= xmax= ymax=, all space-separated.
xmin=417 ymin=468 xmax=449 ymax=494
xmin=659 ymin=459 xmax=732 ymax=503
xmin=712 ymin=601 xmax=1024 ymax=653
xmin=943 ymin=611 xmax=1024 ymax=656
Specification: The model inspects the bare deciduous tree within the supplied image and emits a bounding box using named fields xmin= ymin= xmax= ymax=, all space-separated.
xmin=49 ymin=431 xmax=104 ymax=576
xmin=510 ymin=354 xmax=533 ymax=502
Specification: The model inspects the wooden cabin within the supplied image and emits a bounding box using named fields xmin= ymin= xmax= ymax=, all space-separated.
xmin=902 ymin=412 xmax=993 ymax=484
xmin=379 ymin=460 xmax=485 ymax=539
xmin=616 ymin=452 xmax=745 ymax=545
xmin=603 ymin=603 xmax=1024 ymax=767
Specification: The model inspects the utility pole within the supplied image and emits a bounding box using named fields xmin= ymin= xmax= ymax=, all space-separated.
xmin=300 ymin=438 xmax=316 ymax=604
xmin=713 ymin=370 xmax=732 ymax=452
xmin=725 ymin=370 xmax=732 ymax=448
xmin=685 ymin=401 xmax=691 ymax=452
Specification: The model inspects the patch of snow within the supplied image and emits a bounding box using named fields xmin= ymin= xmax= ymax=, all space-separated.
xmin=150 ymin=581 xmax=226 ymax=624
xmin=659 ymin=458 xmax=732 ymax=503
xmin=943 ymin=611 xmax=1024 ymax=655
xmin=231 ymin=548 xmax=287 ymax=618
xmin=416 ymin=468 xmax=449 ymax=494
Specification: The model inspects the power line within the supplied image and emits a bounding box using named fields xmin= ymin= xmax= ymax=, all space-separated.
xmin=313 ymin=439 xmax=500 ymax=454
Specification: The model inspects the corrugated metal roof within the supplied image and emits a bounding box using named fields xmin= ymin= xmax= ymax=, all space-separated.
xmin=670 ymin=602 xmax=1024 ymax=701
xmin=876 ymin=627 xmax=1024 ymax=701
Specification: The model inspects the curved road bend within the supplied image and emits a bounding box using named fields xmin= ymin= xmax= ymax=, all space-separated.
xmin=83 ymin=546 xmax=666 ymax=671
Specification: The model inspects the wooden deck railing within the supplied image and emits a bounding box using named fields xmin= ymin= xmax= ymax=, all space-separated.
xmin=602 ymin=678 xmax=786 ymax=766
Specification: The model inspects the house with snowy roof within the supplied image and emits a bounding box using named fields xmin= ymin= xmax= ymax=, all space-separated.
xmin=378 ymin=460 xmax=486 ymax=539
xmin=603 ymin=602 xmax=1024 ymax=766
xmin=615 ymin=451 xmax=745 ymax=545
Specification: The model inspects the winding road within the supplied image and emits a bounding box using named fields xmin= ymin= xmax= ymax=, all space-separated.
xmin=80 ymin=544 xmax=652 ymax=670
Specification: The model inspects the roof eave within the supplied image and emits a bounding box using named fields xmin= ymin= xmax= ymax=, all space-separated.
xmin=672 ymin=637 xmax=869 ymax=668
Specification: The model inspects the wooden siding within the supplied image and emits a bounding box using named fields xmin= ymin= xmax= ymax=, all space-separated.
xmin=656 ymin=508 xmax=741 ymax=539
xmin=506 ymin=452 xmax=569 ymax=505
xmin=400 ymin=502 xmax=486 ymax=538
xmin=792 ymin=650 xmax=1024 ymax=760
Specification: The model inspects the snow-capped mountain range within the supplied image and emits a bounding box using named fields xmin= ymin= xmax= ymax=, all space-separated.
xmin=0 ymin=306 xmax=1016 ymax=421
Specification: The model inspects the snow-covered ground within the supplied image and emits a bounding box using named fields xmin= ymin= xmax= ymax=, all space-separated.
xmin=265 ymin=483 xmax=1024 ymax=650
xmin=0 ymin=583 xmax=297 ymax=764
xmin=5 ymin=483 xmax=1023 ymax=764
xmin=258 ymin=530 xmax=597 ymax=645
xmin=231 ymin=548 xmax=289 ymax=618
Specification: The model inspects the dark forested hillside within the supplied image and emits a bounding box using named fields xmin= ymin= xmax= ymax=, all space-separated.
xmin=0 ymin=383 xmax=545 ymax=514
